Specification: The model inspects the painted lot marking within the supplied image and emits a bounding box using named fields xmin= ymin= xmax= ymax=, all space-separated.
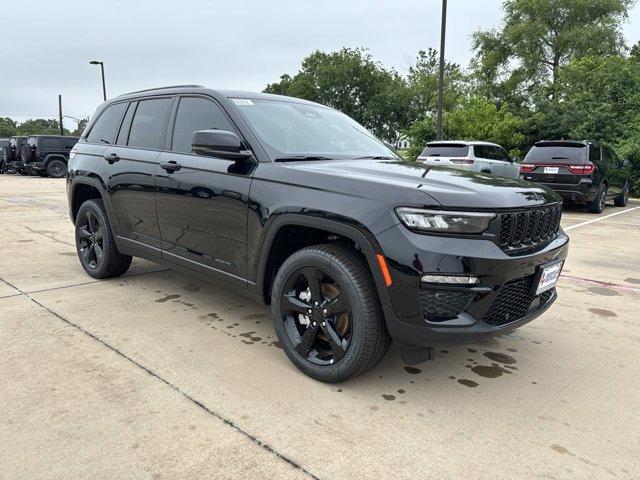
xmin=564 ymin=205 xmax=640 ymax=231
xmin=560 ymin=273 xmax=640 ymax=294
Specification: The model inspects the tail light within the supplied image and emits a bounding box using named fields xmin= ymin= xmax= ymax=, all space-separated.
xmin=567 ymin=163 xmax=595 ymax=175
xmin=520 ymin=163 xmax=536 ymax=173
xmin=449 ymin=158 xmax=474 ymax=164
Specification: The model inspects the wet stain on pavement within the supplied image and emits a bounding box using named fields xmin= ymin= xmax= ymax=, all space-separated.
xmin=471 ymin=364 xmax=513 ymax=378
xmin=483 ymin=352 xmax=517 ymax=364
xmin=369 ymin=406 xmax=379 ymax=411
xmin=183 ymin=283 xmax=200 ymax=292
xmin=382 ymin=394 xmax=396 ymax=401
xmin=457 ymin=379 xmax=479 ymax=388
xmin=467 ymin=348 xmax=477 ymax=353
xmin=18 ymin=239 xmax=33 ymax=243
xmin=588 ymin=286 xmax=619 ymax=297
xmin=624 ymin=277 xmax=640 ymax=284
xmin=588 ymin=308 xmax=617 ymax=318
xmin=404 ymin=366 xmax=422 ymax=374
xmin=154 ymin=294 xmax=182 ymax=303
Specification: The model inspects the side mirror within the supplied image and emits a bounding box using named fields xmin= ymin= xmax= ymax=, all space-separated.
xmin=622 ymin=159 xmax=630 ymax=168
xmin=191 ymin=130 xmax=253 ymax=160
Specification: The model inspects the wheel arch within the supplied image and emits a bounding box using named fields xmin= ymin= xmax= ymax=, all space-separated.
xmin=254 ymin=214 xmax=393 ymax=314
xmin=68 ymin=177 xmax=111 ymax=226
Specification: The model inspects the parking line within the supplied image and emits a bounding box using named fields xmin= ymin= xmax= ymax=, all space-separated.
xmin=560 ymin=273 xmax=640 ymax=294
xmin=564 ymin=205 xmax=640 ymax=231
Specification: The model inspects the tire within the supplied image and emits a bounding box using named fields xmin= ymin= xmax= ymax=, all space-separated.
xmin=46 ymin=159 xmax=67 ymax=178
xmin=75 ymin=199 xmax=132 ymax=279
xmin=614 ymin=181 xmax=630 ymax=207
xmin=587 ymin=182 xmax=607 ymax=214
xmin=271 ymin=244 xmax=391 ymax=383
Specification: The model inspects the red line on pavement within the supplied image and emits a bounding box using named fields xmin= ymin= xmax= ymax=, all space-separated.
xmin=560 ymin=273 xmax=640 ymax=294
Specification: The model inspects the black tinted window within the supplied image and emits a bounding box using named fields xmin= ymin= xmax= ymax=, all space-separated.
xmin=172 ymin=97 xmax=235 ymax=153
xmin=496 ymin=147 xmax=511 ymax=161
xmin=589 ymin=145 xmax=601 ymax=163
xmin=421 ymin=144 xmax=469 ymax=157
xmin=128 ymin=98 xmax=173 ymax=149
xmin=474 ymin=145 xmax=488 ymax=158
xmin=524 ymin=143 xmax=587 ymax=162
xmin=42 ymin=138 xmax=61 ymax=149
xmin=87 ymin=102 xmax=127 ymax=145
xmin=116 ymin=102 xmax=136 ymax=145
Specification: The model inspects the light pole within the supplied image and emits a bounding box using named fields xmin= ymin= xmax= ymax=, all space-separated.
xmin=89 ymin=60 xmax=106 ymax=101
xmin=436 ymin=0 xmax=447 ymax=140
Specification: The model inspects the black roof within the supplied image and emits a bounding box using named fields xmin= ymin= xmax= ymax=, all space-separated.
xmin=534 ymin=140 xmax=596 ymax=147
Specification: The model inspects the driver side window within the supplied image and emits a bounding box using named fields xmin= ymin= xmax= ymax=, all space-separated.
xmin=171 ymin=97 xmax=235 ymax=154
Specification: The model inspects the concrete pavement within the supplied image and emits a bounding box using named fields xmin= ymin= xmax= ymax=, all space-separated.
xmin=1 ymin=176 xmax=639 ymax=479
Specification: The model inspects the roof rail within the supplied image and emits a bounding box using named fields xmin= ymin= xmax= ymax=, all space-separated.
xmin=118 ymin=85 xmax=204 ymax=96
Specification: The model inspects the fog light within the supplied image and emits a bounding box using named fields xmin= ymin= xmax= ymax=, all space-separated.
xmin=421 ymin=274 xmax=479 ymax=285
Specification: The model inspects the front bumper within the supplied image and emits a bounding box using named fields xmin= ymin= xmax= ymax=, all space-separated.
xmin=375 ymin=224 xmax=569 ymax=349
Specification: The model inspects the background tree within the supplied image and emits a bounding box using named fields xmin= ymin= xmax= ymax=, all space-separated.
xmin=472 ymin=0 xmax=632 ymax=100
xmin=264 ymin=48 xmax=412 ymax=142
xmin=0 ymin=117 xmax=18 ymax=137
xmin=16 ymin=119 xmax=70 ymax=136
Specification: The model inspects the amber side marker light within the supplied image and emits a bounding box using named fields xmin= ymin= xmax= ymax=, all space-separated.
xmin=376 ymin=254 xmax=393 ymax=287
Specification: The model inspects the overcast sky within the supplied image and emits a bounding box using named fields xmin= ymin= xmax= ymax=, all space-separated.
xmin=2 ymin=0 xmax=639 ymax=130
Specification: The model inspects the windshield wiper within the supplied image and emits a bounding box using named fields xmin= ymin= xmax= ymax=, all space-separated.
xmin=354 ymin=155 xmax=397 ymax=160
xmin=274 ymin=155 xmax=334 ymax=162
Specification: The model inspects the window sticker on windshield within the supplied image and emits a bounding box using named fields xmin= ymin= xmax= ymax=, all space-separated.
xmin=232 ymin=98 xmax=254 ymax=106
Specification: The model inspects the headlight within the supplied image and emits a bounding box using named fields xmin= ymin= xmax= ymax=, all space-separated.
xmin=395 ymin=208 xmax=495 ymax=234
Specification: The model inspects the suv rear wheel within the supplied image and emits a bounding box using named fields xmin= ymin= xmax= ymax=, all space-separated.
xmin=75 ymin=199 xmax=132 ymax=278
xmin=271 ymin=244 xmax=390 ymax=383
xmin=46 ymin=159 xmax=67 ymax=178
xmin=614 ymin=181 xmax=630 ymax=207
xmin=587 ymin=183 xmax=607 ymax=214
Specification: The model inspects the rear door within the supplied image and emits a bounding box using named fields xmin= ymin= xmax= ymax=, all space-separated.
xmin=155 ymin=95 xmax=253 ymax=285
xmin=99 ymin=97 xmax=174 ymax=253
xmin=473 ymin=145 xmax=500 ymax=174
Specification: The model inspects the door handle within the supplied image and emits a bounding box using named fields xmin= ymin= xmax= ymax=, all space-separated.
xmin=160 ymin=161 xmax=182 ymax=173
xmin=103 ymin=153 xmax=120 ymax=164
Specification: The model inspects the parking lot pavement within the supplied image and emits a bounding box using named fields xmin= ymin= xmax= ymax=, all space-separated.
xmin=1 ymin=176 xmax=639 ymax=480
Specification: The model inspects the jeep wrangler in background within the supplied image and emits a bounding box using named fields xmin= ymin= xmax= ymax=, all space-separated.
xmin=21 ymin=135 xmax=79 ymax=178
xmin=2 ymin=136 xmax=28 ymax=174
xmin=0 ymin=138 xmax=9 ymax=173
xmin=67 ymin=86 xmax=569 ymax=382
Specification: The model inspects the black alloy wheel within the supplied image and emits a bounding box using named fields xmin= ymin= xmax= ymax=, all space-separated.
xmin=281 ymin=266 xmax=352 ymax=366
xmin=77 ymin=210 xmax=104 ymax=270
xmin=46 ymin=159 xmax=67 ymax=178
xmin=588 ymin=183 xmax=607 ymax=214
xmin=615 ymin=181 xmax=630 ymax=207
xmin=271 ymin=244 xmax=391 ymax=383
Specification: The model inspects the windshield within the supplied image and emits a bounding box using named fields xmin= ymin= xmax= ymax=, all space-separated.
xmin=232 ymin=98 xmax=397 ymax=159
xmin=421 ymin=144 xmax=469 ymax=157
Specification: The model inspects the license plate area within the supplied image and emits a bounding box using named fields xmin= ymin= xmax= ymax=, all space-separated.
xmin=532 ymin=260 xmax=563 ymax=295
xmin=544 ymin=166 xmax=559 ymax=174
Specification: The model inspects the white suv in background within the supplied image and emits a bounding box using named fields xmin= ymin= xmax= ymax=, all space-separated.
xmin=417 ymin=141 xmax=521 ymax=179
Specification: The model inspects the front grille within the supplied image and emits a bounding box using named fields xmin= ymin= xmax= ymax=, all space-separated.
xmin=498 ymin=204 xmax=562 ymax=254
xmin=482 ymin=276 xmax=555 ymax=326
xmin=419 ymin=289 xmax=475 ymax=322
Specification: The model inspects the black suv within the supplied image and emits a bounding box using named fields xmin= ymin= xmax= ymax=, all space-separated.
xmin=2 ymin=136 xmax=28 ymax=174
xmin=520 ymin=140 xmax=630 ymax=214
xmin=21 ymin=135 xmax=79 ymax=177
xmin=67 ymin=86 xmax=569 ymax=382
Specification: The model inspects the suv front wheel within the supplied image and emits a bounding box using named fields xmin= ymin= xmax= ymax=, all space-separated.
xmin=271 ymin=244 xmax=391 ymax=383
xmin=75 ymin=199 xmax=132 ymax=278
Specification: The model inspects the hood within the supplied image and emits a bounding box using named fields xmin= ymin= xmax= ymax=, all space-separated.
xmin=285 ymin=159 xmax=560 ymax=208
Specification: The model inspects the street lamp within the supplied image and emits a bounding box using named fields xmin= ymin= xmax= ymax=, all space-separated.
xmin=436 ymin=0 xmax=447 ymax=140
xmin=89 ymin=60 xmax=107 ymax=101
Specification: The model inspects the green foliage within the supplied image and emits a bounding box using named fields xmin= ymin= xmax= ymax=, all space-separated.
xmin=405 ymin=97 xmax=524 ymax=159
xmin=0 ymin=117 xmax=18 ymax=137
xmin=264 ymin=48 xmax=413 ymax=142
xmin=16 ymin=118 xmax=70 ymax=136
xmin=472 ymin=0 xmax=632 ymax=101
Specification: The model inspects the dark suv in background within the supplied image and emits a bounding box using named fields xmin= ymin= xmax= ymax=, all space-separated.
xmin=21 ymin=135 xmax=79 ymax=177
xmin=0 ymin=138 xmax=9 ymax=173
xmin=67 ymin=86 xmax=568 ymax=382
xmin=2 ymin=136 xmax=28 ymax=174
xmin=520 ymin=140 xmax=630 ymax=213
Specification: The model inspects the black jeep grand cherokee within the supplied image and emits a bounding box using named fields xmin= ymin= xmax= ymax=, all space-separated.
xmin=67 ymin=86 xmax=568 ymax=382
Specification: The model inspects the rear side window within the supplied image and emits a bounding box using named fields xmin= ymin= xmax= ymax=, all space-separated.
xmin=42 ymin=138 xmax=61 ymax=149
xmin=87 ymin=102 xmax=128 ymax=145
xmin=589 ymin=145 xmax=601 ymax=163
xmin=171 ymin=97 xmax=235 ymax=154
xmin=421 ymin=144 xmax=469 ymax=157
xmin=524 ymin=144 xmax=587 ymax=162
xmin=128 ymin=98 xmax=173 ymax=150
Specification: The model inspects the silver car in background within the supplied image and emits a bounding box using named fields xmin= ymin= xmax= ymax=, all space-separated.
xmin=417 ymin=140 xmax=521 ymax=179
